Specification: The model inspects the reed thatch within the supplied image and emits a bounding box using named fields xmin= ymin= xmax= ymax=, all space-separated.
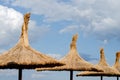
xmin=112 ymin=52 xmax=120 ymax=72
xmin=0 ymin=13 xmax=63 ymax=69
xmin=36 ymin=34 xmax=102 ymax=71
xmin=0 ymin=13 xmax=64 ymax=80
xmin=76 ymin=48 xmax=120 ymax=77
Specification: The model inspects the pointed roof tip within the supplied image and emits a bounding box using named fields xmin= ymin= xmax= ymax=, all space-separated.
xmin=98 ymin=48 xmax=109 ymax=66
xmin=115 ymin=52 xmax=120 ymax=63
xmin=116 ymin=52 xmax=120 ymax=58
xmin=21 ymin=12 xmax=31 ymax=33
xmin=113 ymin=52 xmax=120 ymax=72
xmin=70 ymin=34 xmax=78 ymax=49
xmin=100 ymin=48 xmax=104 ymax=54
xmin=24 ymin=12 xmax=31 ymax=19
xmin=113 ymin=52 xmax=120 ymax=66
xmin=99 ymin=47 xmax=105 ymax=61
xmin=113 ymin=52 xmax=120 ymax=65
xmin=19 ymin=12 xmax=31 ymax=46
xmin=23 ymin=12 xmax=31 ymax=28
xmin=73 ymin=33 xmax=78 ymax=40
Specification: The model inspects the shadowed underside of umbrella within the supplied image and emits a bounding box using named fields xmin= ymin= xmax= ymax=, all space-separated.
xmin=0 ymin=13 xmax=63 ymax=80
xmin=76 ymin=48 xmax=120 ymax=80
xmin=36 ymin=34 xmax=103 ymax=80
xmin=76 ymin=71 xmax=120 ymax=77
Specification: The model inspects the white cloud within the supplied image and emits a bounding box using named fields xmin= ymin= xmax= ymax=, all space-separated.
xmin=0 ymin=5 xmax=50 ymax=50
xmin=0 ymin=70 xmax=17 ymax=76
xmin=28 ymin=20 xmax=50 ymax=43
xmin=32 ymin=73 xmax=46 ymax=78
xmin=12 ymin=0 xmax=93 ymax=22
xmin=92 ymin=17 xmax=119 ymax=33
xmin=32 ymin=71 xmax=50 ymax=79
xmin=103 ymin=39 xmax=108 ymax=44
xmin=0 ymin=0 xmax=14 ymax=4
xmin=47 ymin=53 xmax=62 ymax=59
xmin=0 ymin=5 xmax=23 ymax=49
xmin=11 ymin=0 xmax=120 ymax=41
xmin=59 ymin=25 xmax=81 ymax=34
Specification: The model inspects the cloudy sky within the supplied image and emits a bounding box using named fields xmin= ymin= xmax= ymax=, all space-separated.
xmin=0 ymin=0 xmax=120 ymax=80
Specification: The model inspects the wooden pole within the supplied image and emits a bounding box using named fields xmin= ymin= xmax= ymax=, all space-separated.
xmin=18 ymin=69 xmax=22 ymax=80
xmin=117 ymin=76 xmax=119 ymax=80
xmin=70 ymin=70 xmax=73 ymax=80
xmin=100 ymin=76 xmax=103 ymax=80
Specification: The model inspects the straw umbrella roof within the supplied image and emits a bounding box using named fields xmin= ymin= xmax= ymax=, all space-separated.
xmin=0 ymin=13 xmax=63 ymax=69
xmin=112 ymin=52 xmax=120 ymax=72
xmin=76 ymin=48 xmax=120 ymax=77
xmin=36 ymin=34 xmax=102 ymax=71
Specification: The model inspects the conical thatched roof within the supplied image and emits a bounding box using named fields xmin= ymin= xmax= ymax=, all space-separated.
xmin=112 ymin=52 xmax=120 ymax=72
xmin=36 ymin=34 xmax=102 ymax=71
xmin=76 ymin=48 xmax=120 ymax=77
xmin=0 ymin=13 xmax=63 ymax=69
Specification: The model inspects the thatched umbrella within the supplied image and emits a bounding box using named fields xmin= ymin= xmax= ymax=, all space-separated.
xmin=36 ymin=34 xmax=102 ymax=80
xmin=112 ymin=52 xmax=120 ymax=80
xmin=76 ymin=48 xmax=120 ymax=80
xmin=0 ymin=13 xmax=63 ymax=80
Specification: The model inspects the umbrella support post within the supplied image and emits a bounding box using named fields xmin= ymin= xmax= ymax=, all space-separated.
xmin=18 ymin=69 xmax=22 ymax=80
xmin=70 ymin=70 xmax=73 ymax=80
xmin=100 ymin=76 xmax=103 ymax=80
xmin=117 ymin=76 xmax=119 ymax=80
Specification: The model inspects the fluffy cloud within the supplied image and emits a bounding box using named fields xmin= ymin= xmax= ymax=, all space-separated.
xmin=0 ymin=5 xmax=50 ymax=51
xmin=0 ymin=5 xmax=23 ymax=49
xmin=32 ymin=73 xmax=46 ymax=78
xmin=80 ymin=53 xmax=98 ymax=61
xmin=28 ymin=20 xmax=50 ymax=44
xmin=47 ymin=53 xmax=62 ymax=59
xmin=12 ymin=0 xmax=93 ymax=22
xmin=32 ymin=71 xmax=50 ymax=79
xmin=0 ymin=70 xmax=17 ymax=76
xmin=59 ymin=25 xmax=81 ymax=34
xmin=103 ymin=39 xmax=108 ymax=44
xmin=10 ymin=0 xmax=120 ymax=41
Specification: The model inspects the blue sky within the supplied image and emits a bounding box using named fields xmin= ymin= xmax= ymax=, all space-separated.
xmin=0 ymin=0 xmax=120 ymax=80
